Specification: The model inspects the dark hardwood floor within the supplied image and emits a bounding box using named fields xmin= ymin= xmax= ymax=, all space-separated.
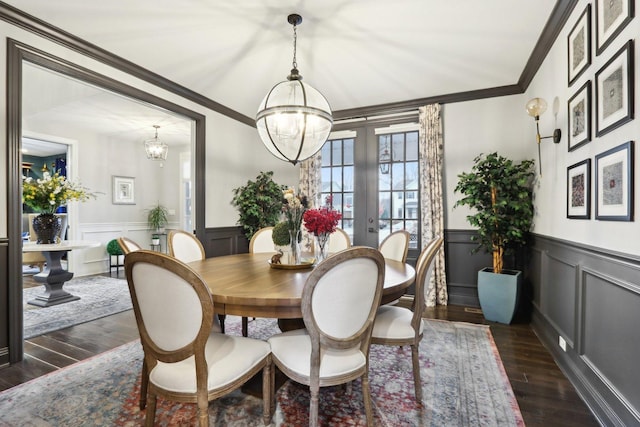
xmin=3 ymin=274 xmax=599 ymax=426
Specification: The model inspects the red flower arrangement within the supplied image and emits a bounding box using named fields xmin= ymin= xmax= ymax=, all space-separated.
xmin=303 ymin=206 xmax=342 ymax=236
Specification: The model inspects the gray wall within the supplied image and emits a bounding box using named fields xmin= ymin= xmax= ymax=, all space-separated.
xmin=530 ymin=235 xmax=640 ymax=426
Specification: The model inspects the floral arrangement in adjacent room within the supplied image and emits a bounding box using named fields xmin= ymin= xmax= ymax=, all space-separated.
xmin=22 ymin=172 xmax=96 ymax=213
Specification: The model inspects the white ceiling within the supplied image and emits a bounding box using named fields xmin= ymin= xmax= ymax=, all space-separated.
xmin=8 ymin=0 xmax=558 ymax=124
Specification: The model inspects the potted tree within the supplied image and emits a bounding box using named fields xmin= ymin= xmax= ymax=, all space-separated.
xmin=231 ymin=171 xmax=285 ymax=240
xmin=454 ymin=152 xmax=535 ymax=324
xmin=147 ymin=203 xmax=169 ymax=244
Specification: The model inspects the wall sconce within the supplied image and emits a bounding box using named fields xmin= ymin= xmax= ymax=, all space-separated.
xmin=526 ymin=97 xmax=561 ymax=174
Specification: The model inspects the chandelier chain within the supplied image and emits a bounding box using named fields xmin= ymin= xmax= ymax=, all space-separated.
xmin=292 ymin=23 xmax=298 ymax=70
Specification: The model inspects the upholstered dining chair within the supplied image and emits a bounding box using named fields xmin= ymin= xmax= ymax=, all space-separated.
xmin=168 ymin=229 xmax=205 ymax=263
xmin=249 ymin=226 xmax=274 ymax=253
xmin=243 ymin=226 xmax=276 ymax=336
xmin=378 ymin=229 xmax=410 ymax=263
xmin=268 ymin=247 xmax=385 ymax=427
xmin=167 ymin=230 xmax=222 ymax=332
xmin=370 ymin=236 xmax=443 ymax=402
xmin=117 ymin=236 xmax=142 ymax=254
xmin=125 ymin=250 xmax=272 ymax=427
xmin=327 ymin=227 xmax=351 ymax=253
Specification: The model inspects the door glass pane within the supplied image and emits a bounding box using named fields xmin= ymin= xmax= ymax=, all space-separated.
xmin=320 ymin=138 xmax=355 ymax=244
xmin=332 ymin=140 xmax=342 ymax=165
xmin=392 ymin=133 xmax=405 ymax=161
xmin=377 ymin=130 xmax=420 ymax=249
xmin=343 ymin=139 xmax=354 ymax=164
xmin=406 ymin=162 xmax=419 ymax=190
xmin=406 ymin=131 xmax=418 ymax=161
xmin=331 ymin=167 xmax=342 ymax=192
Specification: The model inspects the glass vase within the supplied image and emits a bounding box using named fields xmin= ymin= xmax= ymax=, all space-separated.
xmin=32 ymin=213 xmax=61 ymax=244
xmin=289 ymin=229 xmax=301 ymax=265
xmin=315 ymin=232 xmax=330 ymax=263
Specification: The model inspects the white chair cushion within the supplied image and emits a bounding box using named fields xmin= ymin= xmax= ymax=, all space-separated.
xmin=268 ymin=329 xmax=365 ymax=379
xmin=250 ymin=228 xmax=274 ymax=253
xmin=311 ymin=258 xmax=378 ymax=338
xmin=150 ymin=332 xmax=270 ymax=393
xmin=133 ymin=264 xmax=203 ymax=350
xmin=379 ymin=232 xmax=408 ymax=262
xmin=371 ymin=305 xmax=424 ymax=340
xmin=171 ymin=233 xmax=203 ymax=263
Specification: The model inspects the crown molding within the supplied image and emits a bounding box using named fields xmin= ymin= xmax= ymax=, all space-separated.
xmin=334 ymin=0 xmax=578 ymax=120
xmin=518 ymin=0 xmax=578 ymax=90
xmin=0 ymin=2 xmax=255 ymax=127
xmin=0 ymin=0 xmax=577 ymax=126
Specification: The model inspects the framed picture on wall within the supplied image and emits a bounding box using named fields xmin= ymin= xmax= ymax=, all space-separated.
xmin=595 ymin=40 xmax=634 ymax=137
xmin=595 ymin=0 xmax=634 ymax=56
xmin=112 ymin=176 xmax=136 ymax=205
xmin=568 ymin=4 xmax=591 ymax=86
xmin=567 ymin=159 xmax=591 ymax=219
xmin=595 ymin=141 xmax=634 ymax=221
xmin=567 ymin=80 xmax=591 ymax=151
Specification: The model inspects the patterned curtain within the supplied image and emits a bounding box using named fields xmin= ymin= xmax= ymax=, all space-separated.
xmin=419 ymin=104 xmax=448 ymax=306
xmin=299 ymin=152 xmax=322 ymax=252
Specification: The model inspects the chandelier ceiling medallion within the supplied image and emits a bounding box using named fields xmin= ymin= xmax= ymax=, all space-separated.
xmin=256 ymin=14 xmax=333 ymax=165
xmin=144 ymin=125 xmax=168 ymax=161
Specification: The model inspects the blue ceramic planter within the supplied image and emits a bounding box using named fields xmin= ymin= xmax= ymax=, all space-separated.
xmin=477 ymin=267 xmax=521 ymax=324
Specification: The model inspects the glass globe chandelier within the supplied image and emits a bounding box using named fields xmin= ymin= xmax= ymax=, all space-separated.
xmin=144 ymin=125 xmax=168 ymax=161
xmin=256 ymin=14 xmax=333 ymax=165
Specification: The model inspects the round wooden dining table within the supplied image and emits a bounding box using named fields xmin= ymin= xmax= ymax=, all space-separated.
xmin=187 ymin=252 xmax=416 ymax=320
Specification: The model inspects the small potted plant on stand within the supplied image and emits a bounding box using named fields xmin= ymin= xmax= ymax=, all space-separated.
xmin=454 ymin=152 xmax=535 ymax=324
xmin=147 ymin=203 xmax=169 ymax=248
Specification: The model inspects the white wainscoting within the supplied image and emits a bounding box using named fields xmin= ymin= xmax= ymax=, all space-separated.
xmin=69 ymin=221 xmax=179 ymax=277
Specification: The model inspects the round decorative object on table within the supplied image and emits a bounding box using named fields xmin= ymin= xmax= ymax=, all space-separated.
xmin=32 ymin=213 xmax=61 ymax=244
xmin=315 ymin=232 xmax=330 ymax=263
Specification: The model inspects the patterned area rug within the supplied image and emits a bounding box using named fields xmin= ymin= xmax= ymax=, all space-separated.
xmin=0 ymin=317 xmax=524 ymax=426
xmin=23 ymin=276 xmax=132 ymax=339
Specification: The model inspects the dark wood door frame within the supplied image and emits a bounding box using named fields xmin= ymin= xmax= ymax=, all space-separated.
xmin=5 ymin=39 xmax=207 ymax=363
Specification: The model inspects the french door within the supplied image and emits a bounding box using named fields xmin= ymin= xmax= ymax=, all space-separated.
xmin=319 ymin=120 xmax=421 ymax=262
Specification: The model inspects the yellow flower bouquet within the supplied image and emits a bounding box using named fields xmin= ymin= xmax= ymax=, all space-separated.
xmin=22 ymin=172 xmax=96 ymax=214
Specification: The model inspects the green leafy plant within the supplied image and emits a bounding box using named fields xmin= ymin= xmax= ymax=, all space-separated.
xmin=231 ymin=171 xmax=285 ymax=240
xmin=454 ymin=152 xmax=535 ymax=274
xmin=106 ymin=239 xmax=123 ymax=256
xmin=147 ymin=203 xmax=169 ymax=232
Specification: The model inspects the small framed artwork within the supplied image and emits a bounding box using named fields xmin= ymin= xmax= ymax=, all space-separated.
xmin=568 ymin=4 xmax=591 ymax=86
xmin=596 ymin=0 xmax=634 ymax=56
xmin=595 ymin=141 xmax=634 ymax=221
xmin=567 ymin=80 xmax=592 ymax=151
xmin=595 ymin=40 xmax=634 ymax=137
xmin=112 ymin=176 xmax=135 ymax=205
xmin=567 ymin=159 xmax=591 ymax=219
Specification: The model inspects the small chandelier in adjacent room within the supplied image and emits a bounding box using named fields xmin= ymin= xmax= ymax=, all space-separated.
xmin=144 ymin=125 xmax=168 ymax=161
xmin=256 ymin=14 xmax=333 ymax=165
